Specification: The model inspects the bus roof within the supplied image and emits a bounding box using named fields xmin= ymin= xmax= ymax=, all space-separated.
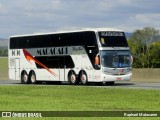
xmin=10 ymin=28 xmax=123 ymax=38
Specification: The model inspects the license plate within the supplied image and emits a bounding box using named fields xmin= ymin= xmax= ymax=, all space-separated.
xmin=116 ymin=77 xmax=121 ymax=81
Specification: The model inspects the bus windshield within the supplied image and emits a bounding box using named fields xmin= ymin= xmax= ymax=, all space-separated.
xmin=98 ymin=31 xmax=128 ymax=47
xmin=101 ymin=51 xmax=131 ymax=68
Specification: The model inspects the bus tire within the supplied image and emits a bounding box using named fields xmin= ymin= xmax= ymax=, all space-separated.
xmin=21 ymin=71 xmax=29 ymax=84
xmin=29 ymin=71 xmax=36 ymax=84
xmin=68 ymin=70 xmax=78 ymax=85
xmin=79 ymin=71 xmax=88 ymax=85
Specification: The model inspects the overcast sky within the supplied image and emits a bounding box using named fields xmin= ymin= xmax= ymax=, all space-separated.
xmin=0 ymin=0 xmax=160 ymax=38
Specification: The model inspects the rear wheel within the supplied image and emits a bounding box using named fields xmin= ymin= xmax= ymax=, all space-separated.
xmin=80 ymin=71 xmax=88 ymax=85
xmin=68 ymin=71 xmax=78 ymax=85
xmin=29 ymin=71 xmax=36 ymax=84
xmin=21 ymin=71 xmax=29 ymax=84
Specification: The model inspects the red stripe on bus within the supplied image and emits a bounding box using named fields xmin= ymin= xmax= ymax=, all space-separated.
xmin=23 ymin=49 xmax=58 ymax=77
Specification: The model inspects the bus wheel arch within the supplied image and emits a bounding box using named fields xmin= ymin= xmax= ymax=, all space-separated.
xmin=29 ymin=70 xmax=36 ymax=84
xmin=68 ymin=70 xmax=78 ymax=85
xmin=21 ymin=70 xmax=29 ymax=84
xmin=79 ymin=70 xmax=88 ymax=85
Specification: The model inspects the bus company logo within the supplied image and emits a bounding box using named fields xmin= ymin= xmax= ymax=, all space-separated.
xmin=119 ymin=69 xmax=124 ymax=75
xmin=37 ymin=47 xmax=68 ymax=56
xmin=72 ymin=46 xmax=83 ymax=51
xmin=72 ymin=46 xmax=84 ymax=55
xmin=12 ymin=50 xmax=20 ymax=56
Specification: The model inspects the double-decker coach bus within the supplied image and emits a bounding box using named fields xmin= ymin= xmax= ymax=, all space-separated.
xmin=9 ymin=28 xmax=133 ymax=85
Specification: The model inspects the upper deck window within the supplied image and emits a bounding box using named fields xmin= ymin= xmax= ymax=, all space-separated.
xmin=10 ymin=31 xmax=97 ymax=49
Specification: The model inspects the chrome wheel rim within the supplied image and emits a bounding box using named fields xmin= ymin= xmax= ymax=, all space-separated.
xmin=31 ymin=75 xmax=36 ymax=83
xmin=23 ymin=74 xmax=28 ymax=82
xmin=71 ymin=74 xmax=76 ymax=83
xmin=81 ymin=74 xmax=87 ymax=84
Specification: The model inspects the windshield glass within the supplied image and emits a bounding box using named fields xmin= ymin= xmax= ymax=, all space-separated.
xmin=98 ymin=31 xmax=128 ymax=47
xmin=101 ymin=51 xmax=131 ymax=68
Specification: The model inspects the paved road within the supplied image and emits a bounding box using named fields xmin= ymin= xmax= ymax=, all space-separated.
xmin=0 ymin=80 xmax=160 ymax=90
xmin=104 ymin=82 xmax=160 ymax=90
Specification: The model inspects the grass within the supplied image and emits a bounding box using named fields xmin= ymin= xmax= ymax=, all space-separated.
xmin=0 ymin=58 xmax=8 ymax=80
xmin=0 ymin=85 xmax=160 ymax=119
xmin=0 ymin=85 xmax=160 ymax=111
xmin=0 ymin=57 xmax=8 ymax=70
xmin=0 ymin=57 xmax=160 ymax=119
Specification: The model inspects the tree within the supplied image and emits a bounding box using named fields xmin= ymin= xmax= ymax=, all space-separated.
xmin=150 ymin=42 xmax=160 ymax=68
xmin=0 ymin=50 xmax=2 ymax=56
xmin=0 ymin=49 xmax=8 ymax=56
xmin=128 ymin=27 xmax=160 ymax=68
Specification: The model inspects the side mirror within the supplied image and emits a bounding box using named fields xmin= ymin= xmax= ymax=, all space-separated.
xmin=94 ymin=55 xmax=100 ymax=70
xmin=130 ymin=55 xmax=133 ymax=65
xmin=95 ymin=55 xmax=100 ymax=65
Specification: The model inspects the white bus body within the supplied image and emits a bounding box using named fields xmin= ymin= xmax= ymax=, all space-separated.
xmin=9 ymin=28 xmax=132 ymax=85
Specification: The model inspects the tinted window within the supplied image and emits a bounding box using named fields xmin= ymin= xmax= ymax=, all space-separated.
xmin=101 ymin=50 xmax=131 ymax=68
xmin=98 ymin=31 xmax=128 ymax=47
xmin=35 ymin=56 xmax=75 ymax=69
xmin=10 ymin=31 xmax=97 ymax=49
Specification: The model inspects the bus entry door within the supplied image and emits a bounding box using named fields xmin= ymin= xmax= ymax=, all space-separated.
xmin=59 ymin=57 xmax=66 ymax=81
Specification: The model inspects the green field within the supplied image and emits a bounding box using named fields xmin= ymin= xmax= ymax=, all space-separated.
xmin=0 ymin=85 xmax=160 ymax=119
xmin=1 ymin=86 xmax=159 ymax=111
xmin=0 ymin=58 xmax=8 ymax=80
xmin=0 ymin=58 xmax=160 ymax=119
xmin=0 ymin=58 xmax=8 ymax=69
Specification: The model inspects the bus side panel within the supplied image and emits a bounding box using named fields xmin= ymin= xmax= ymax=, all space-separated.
xmin=9 ymin=50 xmax=21 ymax=80
xmin=9 ymin=58 xmax=16 ymax=80
xmin=20 ymin=57 xmax=60 ymax=81
xmin=35 ymin=69 xmax=60 ymax=81
xmin=71 ymin=54 xmax=95 ymax=82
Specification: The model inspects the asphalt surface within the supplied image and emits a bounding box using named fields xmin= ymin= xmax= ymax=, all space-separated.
xmin=0 ymin=80 xmax=160 ymax=90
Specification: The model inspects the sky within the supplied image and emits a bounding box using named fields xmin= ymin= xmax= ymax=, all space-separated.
xmin=0 ymin=0 xmax=160 ymax=38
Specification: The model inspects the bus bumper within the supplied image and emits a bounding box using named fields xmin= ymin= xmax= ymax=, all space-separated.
xmin=100 ymin=73 xmax=132 ymax=82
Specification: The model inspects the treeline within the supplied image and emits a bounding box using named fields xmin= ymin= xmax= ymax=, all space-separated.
xmin=0 ymin=49 xmax=8 ymax=56
xmin=128 ymin=27 xmax=160 ymax=68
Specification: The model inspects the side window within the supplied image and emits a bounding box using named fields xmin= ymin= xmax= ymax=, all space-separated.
xmin=35 ymin=56 xmax=75 ymax=69
xmin=65 ymin=56 xmax=75 ymax=68
xmin=10 ymin=38 xmax=15 ymax=49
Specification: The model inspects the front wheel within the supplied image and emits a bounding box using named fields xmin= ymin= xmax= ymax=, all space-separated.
xmin=29 ymin=71 xmax=36 ymax=84
xmin=80 ymin=71 xmax=88 ymax=85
